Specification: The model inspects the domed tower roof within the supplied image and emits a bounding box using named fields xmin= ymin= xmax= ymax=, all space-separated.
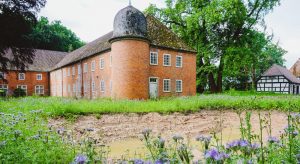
xmin=110 ymin=5 xmax=148 ymax=42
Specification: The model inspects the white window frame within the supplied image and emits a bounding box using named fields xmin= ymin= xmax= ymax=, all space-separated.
xmin=0 ymin=72 xmax=5 ymax=79
xmin=17 ymin=85 xmax=27 ymax=95
xmin=100 ymin=58 xmax=105 ymax=69
xmin=63 ymin=69 xmax=67 ymax=77
xmin=83 ymin=63 xmax=88 ymax=73
xmin=73 ymin=84 xmax=76 ymax=93
xmin=150 ymin=52 xmax=158 ymax=65
xmin=18 ymin=73 xmax=25 ymax=80
xmin=176 ymin=80 xmax=183 ymax=93
xmin=91 ymin=60 xmax=96 ymax=72
xmin=36 ymin=74 xmax=42 ymax=80
xmin=78 ymin=65 xmax=81 ymax=75
xmin=67 ymin=68 xmax=71 ymax=77
xmin=92 ymin=81 xmax=96 ymax=92
xmin=176 ymin=55 xmax=183 ymax=68
xmin=68 ymin=84 xmax=71 ymax=93
xmin=163 ymin=54 xmax=171 ymax=66
xmin=0 ymin=84 xmax=8 ymax=94
xmin=163 ymin=79 xmax=171 ymax=92
xmin=72 ymin=66 xmax=75 ymax=76
xmin=35 ymin=85 xmax=44 ymax=95
xmin=100 ymin=80 xmax=105 ymax=92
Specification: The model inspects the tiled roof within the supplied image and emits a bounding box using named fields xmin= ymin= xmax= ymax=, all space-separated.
xmin=53 ymin=15 xmax=196 ymax=70
xmin=262 ymin=64 xmax=300 ymax=84
xmin=289 ymin=58 xmax=300 ymax=77
xmin=5 ymin=49 xmax=67 ymax=72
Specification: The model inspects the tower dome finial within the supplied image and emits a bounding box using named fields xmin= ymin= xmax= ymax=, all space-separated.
xmin=129 ymin=0 xmax=132 ymax=6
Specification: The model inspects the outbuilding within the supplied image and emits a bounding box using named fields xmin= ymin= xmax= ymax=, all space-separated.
xmin=256 ymin=64 xmax=300 ymax=94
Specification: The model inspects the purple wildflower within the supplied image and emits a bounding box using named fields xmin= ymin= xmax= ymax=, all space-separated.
xmin=172 ymin=134 xmax=184 ymax=142
xmin=196 ymin=135 xmax=212 ymax=143
xmin=226 ymin=140 xmax=239 ymax=149
xmin=155 ymin=160 xmax=164 ymax=164
xmin=133 ymin=159 xmax=144 ymax=164
xmin=250 ymin=143 xmax=260 ymax=150
xmin=205 ymin=148 xmax=230 ymax=161
xmin=75 ymin=154 xmax=88 ymax=164
xmin=239 ymin=140 xmax=249 ymax=147
xmin=267 ymin=136 xmax=280 ymax=144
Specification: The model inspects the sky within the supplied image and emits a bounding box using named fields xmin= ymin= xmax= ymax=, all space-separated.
xmin=39 ymin=0 xmax=300 ymax=68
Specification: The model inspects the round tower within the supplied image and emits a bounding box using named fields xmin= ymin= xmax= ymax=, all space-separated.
xmin=110 ymin=5 xmax=150 ymax=99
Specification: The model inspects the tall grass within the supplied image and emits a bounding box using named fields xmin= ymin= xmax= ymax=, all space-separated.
xmin=0 ymin=92 xmax=299 ymax=116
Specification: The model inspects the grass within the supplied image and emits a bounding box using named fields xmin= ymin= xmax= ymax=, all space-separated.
xmin=0 ymin=91 xmax=299 ymax=117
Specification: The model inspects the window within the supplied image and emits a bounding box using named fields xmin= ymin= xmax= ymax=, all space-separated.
xmin=176 ymin=56 xmax=183 ymax=67
xmin=0 ymin=72 xmax=5 ymax=79
xmin=100 ymin=58 xmax=104 ymax=69
xmin=67 ymin=68 xmax=71 ymax=77
xmin=72 ymin=66 xmax=75 ymax=76
xmin=84 ymin=82 xmax=88 ymax=93
xmin=78 ymin=65 xmax=81 ymax=75
xmin=18 ymin=73 xmax=25 ymax=80
xmin=176 ymin=80 xmax=183 ymax=92
xmin=150 ymin=52 xmax=158 ymax=65
xmin=100 ymin=80 xmax=105 ymax=92
xmin=163 ymin=79 xmax=171 ymax=92
xmin=110 ymin=55 xmax=112 ymax=67
xmin=63 ymin=69 xmax=67 ymax=77
xmin=91 ymin=60 xmax=96 ymax=72
xmin=73 ymin=84 xmax=76 ymax=93
xmin=83 ymin=63 xmax=88 ymax=73
xmin=35 ymin=85 xmax=44 ymax=95
xmin=68 ymin=84 xmax=71 ymax=93
xmin=0 ymin=84 xmax=8 ymax=94
xmin=63 ymin=85 xmax=66 ymax=93
xmin=17 ymin=85 xmax=27 ymax=95
xmin=92 ymin=81 xmax=96 ymax=92
xmin=163 ymin=54 xmax=171 ymax=66
xmin=36 ymin=74 xmax=42 ymax=80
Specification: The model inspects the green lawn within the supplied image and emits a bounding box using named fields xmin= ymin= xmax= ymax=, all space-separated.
xmin=1 ymin=91 xmax=299 ymax=117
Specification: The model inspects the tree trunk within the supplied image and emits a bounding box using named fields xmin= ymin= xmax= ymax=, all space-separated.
xmin=208 ymin=72 xmax=218 ymax=93
xmin=216 ymin=56 xmax=224 ymax=93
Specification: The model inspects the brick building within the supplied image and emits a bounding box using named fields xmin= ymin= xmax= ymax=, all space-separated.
xmin=0 ymin=49 xmax=66 ymax=96
xmin=1 ymin=5 xmax=197 ymax=99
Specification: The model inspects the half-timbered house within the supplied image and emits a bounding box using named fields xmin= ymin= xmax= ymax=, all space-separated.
xmin=257 ymin=64 xmax=300 ymax=94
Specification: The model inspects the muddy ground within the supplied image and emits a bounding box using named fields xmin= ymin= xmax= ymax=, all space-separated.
xmin=49 ymin=110 xmax=288 ymax=158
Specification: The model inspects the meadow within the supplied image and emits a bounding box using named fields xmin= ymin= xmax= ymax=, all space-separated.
xmin=0 ymin=91 xmax=300 ymax=117
xmin=0 ymin=91 xmax=299 ymax=163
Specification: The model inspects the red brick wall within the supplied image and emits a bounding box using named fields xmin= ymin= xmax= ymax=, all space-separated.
xmin=149 ymin=48 xmax=196 ymax=97
xmin=51 ymin=52 xmax=112 ymax=99
xmin=111 ymin=39 xmax=150 ymax=99
xmin=0 ymin=71 xmax=50 ymax=96
xmin=50 ymin=40 xmax=196 ymax=99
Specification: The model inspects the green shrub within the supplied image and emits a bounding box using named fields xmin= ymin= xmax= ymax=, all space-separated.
xmin=13 ymin=88 xmax=26 ymax=97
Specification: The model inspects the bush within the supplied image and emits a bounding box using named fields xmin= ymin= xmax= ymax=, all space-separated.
xmin=0 ymin=89 xmax=6 ymax=97
xmin=13 ymin=88 xmax=26 ymax=97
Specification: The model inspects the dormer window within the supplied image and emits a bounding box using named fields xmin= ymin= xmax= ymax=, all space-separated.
xmin=18 ymin=73 xmax=25 ymax=80
xmin=0 ymin=72 xmax=5 ymax=79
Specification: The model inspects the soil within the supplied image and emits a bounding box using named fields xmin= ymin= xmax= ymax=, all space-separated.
xmin=49 ymin=110 xmax=289 ymax=158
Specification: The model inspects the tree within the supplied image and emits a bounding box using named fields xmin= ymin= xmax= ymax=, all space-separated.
xmin=146 ymin=0 xmax=281 ymax=93
xmin=223 ymin=30 xmax=286 ymax=90
xmin=0 ymin=0 xmax=46 ymax=72
xmin=29 ymin=17 xmax=85 ymax=52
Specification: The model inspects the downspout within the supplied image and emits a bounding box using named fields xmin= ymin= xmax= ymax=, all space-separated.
xmin=61 ymin=69 xmax=63 ymax=97
xmin=80 ymin=60 xmax=84 ymax=98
